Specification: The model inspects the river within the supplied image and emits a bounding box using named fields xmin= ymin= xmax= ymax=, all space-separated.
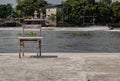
xmin=0 ymin=26 xmax=120 ymax=53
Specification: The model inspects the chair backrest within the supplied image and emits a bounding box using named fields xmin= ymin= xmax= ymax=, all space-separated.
xmin=22 ymin=19 xmax=42 ymax=37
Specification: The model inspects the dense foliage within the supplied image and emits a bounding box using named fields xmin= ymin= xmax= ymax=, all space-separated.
xmin=16 ymin=0 xmax=47 ymax=17
xmin=95 ymin=2 xmax=112 ymax=23
xmin=0 ymin=0 xmax=120 ymax=25
xmin=0 ymin=4 xmax=13 ymax=18
xmin=111 ymin=2 xmax=120 ymax=23
xmin=62 ymin=0 xmax=120 ymax=25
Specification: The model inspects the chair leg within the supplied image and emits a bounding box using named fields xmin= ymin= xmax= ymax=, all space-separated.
xmin=38 ymin=40 xmax=41 ymax=56
xmin=19 ymin=41 xmax=22 ymax=58
xmin=22 ymin=42 xmax=24 ymax=56
xmin=36 ymin=47 xmax=39 ymax=56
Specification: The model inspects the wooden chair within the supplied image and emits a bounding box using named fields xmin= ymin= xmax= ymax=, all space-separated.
xmin=18 ymin=19 xmax=44 ymax=58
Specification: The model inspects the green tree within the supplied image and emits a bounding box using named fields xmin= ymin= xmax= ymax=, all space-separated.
xmin=62 ymin=0 xmax=112 ymax=25
xmin=62 ymin=0 xmax=95 ymax=25
xmin=111 ymin=2 xmax=120 ymax=23
xmin=0 ymin=4 xmax=13 ymax=18
xmin=16 ymin=0 xmax=47 ymax=17
xmin=95 ymin=2 xmax=112 ymax=24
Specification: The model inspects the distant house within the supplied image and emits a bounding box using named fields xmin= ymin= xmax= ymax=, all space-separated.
xmin=46 ymin=4 xmax=62 ymax=26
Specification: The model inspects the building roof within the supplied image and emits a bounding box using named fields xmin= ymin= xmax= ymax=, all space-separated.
xmin=16 ymin=0 xmax=23 ymax=4
xmin=46 ymin=4 xmax=62 ymax=8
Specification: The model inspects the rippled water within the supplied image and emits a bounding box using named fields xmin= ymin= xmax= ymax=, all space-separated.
xmin=0 ymin=27 xmax=120 ymax=53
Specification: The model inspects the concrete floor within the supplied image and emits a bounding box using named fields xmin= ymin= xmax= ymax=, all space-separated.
xmin=0 ymin=53 xmax=120 ymax=81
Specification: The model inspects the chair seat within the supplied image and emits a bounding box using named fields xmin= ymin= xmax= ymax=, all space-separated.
xmin=18 ymin=37 xmax=43 ymax=39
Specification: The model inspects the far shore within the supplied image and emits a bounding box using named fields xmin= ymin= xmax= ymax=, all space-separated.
xmin=0 ymin=26 xmax=120 ymax=32
xmin=0 ymin=26 xmax=114 ymax=31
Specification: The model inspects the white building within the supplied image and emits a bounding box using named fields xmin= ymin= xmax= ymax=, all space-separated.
xmin=46 ymin=4 xmax=62 ymax=26
xmin=46 ymin=4 xmax=62 ymax=18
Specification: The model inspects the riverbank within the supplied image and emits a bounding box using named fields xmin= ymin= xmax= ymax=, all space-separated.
xmin=0 ymin=53 xmax=120 ymax=81
xmin=0 ymin=26 xmax=120 ymax=32
xmin=0 ymin=26 xmax=110 ymax=31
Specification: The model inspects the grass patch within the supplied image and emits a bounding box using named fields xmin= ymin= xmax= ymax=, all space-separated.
xmin=27 ymin=32 xmax=37 ymax=36
xmin=17 ymin=32 xmax=37 ymax=37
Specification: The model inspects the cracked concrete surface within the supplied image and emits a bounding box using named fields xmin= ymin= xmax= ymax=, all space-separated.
xmin=0 ymin=53 xmax=120 ymax=81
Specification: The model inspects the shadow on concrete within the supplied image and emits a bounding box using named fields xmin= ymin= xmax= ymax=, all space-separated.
xmin=30 ymin=55 xmax=58 ymax=58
